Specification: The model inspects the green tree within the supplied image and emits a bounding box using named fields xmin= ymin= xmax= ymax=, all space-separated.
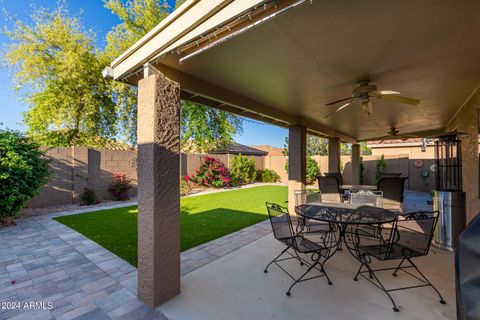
xmin=175 ymin=0 xmax=187 ymax=8
xmin=4 ymin=1 xmax=243 ymax=149
xmin=283 ymin=135 xmax=329 ymax=156
xmin=3 ymin=4 xmax=117 ymax=145
xmin=361 ymin=142 xmax=372 ymax=155
xmin=284 ymin=157 xmax=319 ymax=184
xmin=103 ymin=0 xmax=243 ymax=150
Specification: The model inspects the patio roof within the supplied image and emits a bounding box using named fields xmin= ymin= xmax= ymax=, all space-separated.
xmin=109 ymin=0 xmax=480 ymax=142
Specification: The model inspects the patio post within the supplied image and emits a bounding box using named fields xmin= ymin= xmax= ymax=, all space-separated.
xmin=288 ymin=125 xmax=306 ymax=214
xmin=328 ymin=138 xmax=341 ymax=173
xmin=351 ymin=143 xmax=361 ymax=185
xmin=137 ymin=68 xmax=181 ymax=307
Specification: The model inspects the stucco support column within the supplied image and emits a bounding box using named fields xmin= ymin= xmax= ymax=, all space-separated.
xmin=288 ymin=126 xmax=307 ymax=214
xmin=328 ymin=138 xmax=341 ymax=173
xmin=351 ymin=143 xmax=361 ymax=185
xmin=137 ymin=70 xmax=181 ymax=307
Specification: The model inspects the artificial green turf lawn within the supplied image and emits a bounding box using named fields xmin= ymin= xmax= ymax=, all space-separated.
xmin=54 ymin=185 xmax=287 ymax=266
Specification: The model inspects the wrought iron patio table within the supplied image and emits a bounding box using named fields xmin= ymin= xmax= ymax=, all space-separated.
xmin=295 ymin=204 xmax=445 ymax=312
xmin=295 ymin=203 xmax=398 ymax=261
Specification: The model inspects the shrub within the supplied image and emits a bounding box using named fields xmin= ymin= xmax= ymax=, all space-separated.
xmin=258 ymin=169 xmax=281 ymax=183
xmin=0 ymin=130 xmax=50 ymax=221
xmin=108 ymin=173 xmax=132 ymax=201
xmin=81 ymin=188 xmax=98 ymax=205
xmin=360 ymin=156 xmax=365 ymax=184
xmin=375 ymin=154 xmax=387 ymax=182
xmin=180 ymin=177 xmax=190 ymax=196
xmin=230 ymin=154 xmax=257 ymax=185
xmin=285 ymin=156 xmax=319 ymax=185
xmin=188 ymin=156 xmax=231 ymax=188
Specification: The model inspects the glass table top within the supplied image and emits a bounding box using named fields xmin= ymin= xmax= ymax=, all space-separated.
xmin=295 ymin=203 xmax=398 ymax=225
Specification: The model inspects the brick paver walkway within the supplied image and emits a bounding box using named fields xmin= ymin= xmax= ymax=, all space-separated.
xmin=0 ymin=203 xmax=271 ymax=320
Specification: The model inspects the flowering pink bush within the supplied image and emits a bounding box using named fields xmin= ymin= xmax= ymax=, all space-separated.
xmin=108 ymin=173 xmax=132 ymax=201
xmin=188 ymin=156 xmax=232 ymax=188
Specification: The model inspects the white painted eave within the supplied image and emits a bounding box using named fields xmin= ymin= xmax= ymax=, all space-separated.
xmin=110 ymin=0 xmax=266 ymax=80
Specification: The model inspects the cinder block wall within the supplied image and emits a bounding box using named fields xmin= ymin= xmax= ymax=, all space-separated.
xmin=28 ymin=147 xmax=138 ymax=208
xmin=28 ymin=148 xmax=74 ymax=208
xmin=261 ymin=154 xmax=434 ymax=191
xmin=180 ymin=153 xmax=264 ymax=177
xmin=28 ymin=147 xmax=438 ymax=208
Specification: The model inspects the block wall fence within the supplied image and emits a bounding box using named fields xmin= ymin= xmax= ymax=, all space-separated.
xmin=28 ymin=147 xmax=436 ymax=208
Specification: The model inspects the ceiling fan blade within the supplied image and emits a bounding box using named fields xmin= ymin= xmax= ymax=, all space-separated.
xmin=369 ymin=90 xmax=400 ymax=98
xmin=325 ymin=96 xmax=355 ymax=106
xmin=379 ymin=94 xmax=420 ymax=105
xmin=377 ymin=90 xmax=400 ymax=95
xmin=324 ymin=101 xmax=354 ymax=118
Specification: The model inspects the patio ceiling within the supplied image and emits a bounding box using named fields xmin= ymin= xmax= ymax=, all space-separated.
xmin=110 ymin=0 xmax=480 ymax=142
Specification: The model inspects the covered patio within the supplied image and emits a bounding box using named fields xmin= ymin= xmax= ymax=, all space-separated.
xmin=105 ymin=0 xmax=480 ymax=316
xmin=159 ymin=232 xmax=455 ymax=320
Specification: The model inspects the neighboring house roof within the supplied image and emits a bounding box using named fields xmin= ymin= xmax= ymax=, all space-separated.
xmin=209 ymin=143 xmax=268 ymax=156
xmin=250 ymin=145 xmax=285 ymax=156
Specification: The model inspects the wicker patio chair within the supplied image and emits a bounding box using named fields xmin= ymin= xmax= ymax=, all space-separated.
xmin=352 ymin=211 xmax=446 ymax=312
xmin=264 ymin=202 xmax=335 ymax=296
xmin=317 ymin=175 xmax=343 ymax=203
xmin=376 ymin=177 xmax=408 ymax=211
xmin=324 ymin=172 xmax=343 ymax=185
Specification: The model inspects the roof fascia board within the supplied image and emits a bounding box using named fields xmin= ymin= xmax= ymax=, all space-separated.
xmin=111 ymin=0 xmax=199 ymax=67
xmin=112 ymin=0 xmax=239 ymax=79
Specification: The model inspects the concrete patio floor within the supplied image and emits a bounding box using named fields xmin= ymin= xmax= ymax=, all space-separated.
xmin=0 ymin=190 xmax=451 ymax=319
xmin=158 ymin=233 xmax=455 ymax=320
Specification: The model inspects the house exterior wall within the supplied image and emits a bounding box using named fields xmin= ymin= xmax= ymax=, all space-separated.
xmin=371 ymin=145 xmax=436 ymax=159
xmin=446 ymin=88 xmax=480 ymax=223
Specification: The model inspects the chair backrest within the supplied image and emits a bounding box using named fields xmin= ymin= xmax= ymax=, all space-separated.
xmin=324 ymin=172 xmax=343 ymax=185
xmin=376 ymin=177 xmax=408 ymax=209
xmin=294 ymin=189 xmax=322 ymax=206
xmin=380 ymin=172 xmax=402 ymax=178
xmin=392 ymin=211 xmax=439 ymax=257
xmin=346 ymin=206 xmax=397 ymax=250
xmin=317 ymin=175 xmax=341 ymax=194
xmin=349 ymin=190 xmax=383 ymax=207
xmin=265 ymin=202 xmax=295 ymax=242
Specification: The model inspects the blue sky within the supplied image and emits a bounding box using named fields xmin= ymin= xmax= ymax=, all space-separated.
xmin=0 ymin=0 xmax=287 ymax=147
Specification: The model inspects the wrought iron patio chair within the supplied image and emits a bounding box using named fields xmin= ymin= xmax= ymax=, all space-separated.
xmin=294 ymin=190 xmax=330 ymax=234
xmin=317 ymin=175 xmax=343 ymax=203
xmin=349 ymin=190 xmax=383 ymax=207
xmin=343 ymin=191 xmax=385 ymax=245
xmin=351 ymin=211 xmax=446 ymax=312
xmin=376 ymin=177 xmax=408 ymax=211
xmin=264 ymin=202 xmax=336 ymax=296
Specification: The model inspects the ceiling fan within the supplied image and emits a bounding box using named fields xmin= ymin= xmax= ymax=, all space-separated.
xmin=324 ymin=80 xmax=420 ymax=118
xmin=379 ymin=127 xmax=417 ymax=142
